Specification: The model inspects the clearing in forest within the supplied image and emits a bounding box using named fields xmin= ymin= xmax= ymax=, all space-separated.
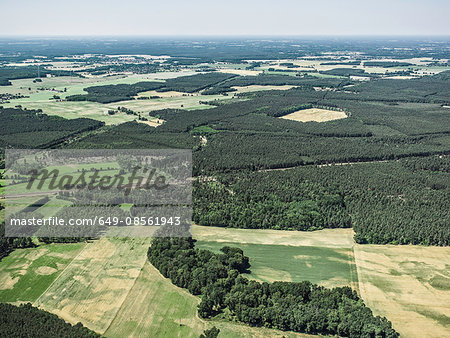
xmin=193 ymin=225 xmax=358 ymax=289
xmin=279 ymin=108 xmax=347 ymax=122
xmin=354 ymin=244 xmax=450 ymax=337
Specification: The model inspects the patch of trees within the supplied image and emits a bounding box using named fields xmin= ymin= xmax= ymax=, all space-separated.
xmin=0 ymin=303 xmax=99 ymax=337
xmin=202 ymin=74 xmax=350 ymax=95
xmin=66 ymin=73 xmax=237 ymax=103
xmin=80 ymin=62 xmax=170 ymax=75
xmin=363 ymin=61 xmax=413 ymax=67
xmin=194 ymin=156 xmax=449 ymax=245
xmin=0 ymin=107 xmax=104 ymax=148
xmin=345 ymin=72 xmax=450 ymax=104
xmin=194 ymin=172 xmax=351 ymax=230
xmin=0 ymin=221 xmax=34 ymax=261
xmin=68 ymin=121 xmax=198 ymax=150
xmin=0 ymin=66 xmax=78 ymax=86
xmin=321 ymin=61 xmax=361 ymax=66
xmin=148 ymin=236 xmax=398 ymax=337
xmin=66 ymin=81 xmax=163 ymax=103
xmin=320 ymin=68 xmax=375 ymax=78
xmin=161 ymin=72 xmax=237 ymax=93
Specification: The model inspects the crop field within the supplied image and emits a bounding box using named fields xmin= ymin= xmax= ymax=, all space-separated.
xmin=231 ymin=84 xmax=295 ymax=93
xmin=0 ymin=242 xmax=86 ymax=303
xmin=197 ymin=241 xmax=357 ymax=288
xmin=191 ymin=224 xmax=354 ymax=248
xmin=106 ymin=261 xmax=311 ymax=338
xmin=193 ymin=225 xmax=358 ymax=289
xmin=279 ymin=108 xmax=347 ymax=122
xmin=34 ymin=238 xmax=151 ymax=334
xmin=0 ymin=71 xmax=216 ymax=124
xmin=354 ymin=244 xmax=450 ymax=337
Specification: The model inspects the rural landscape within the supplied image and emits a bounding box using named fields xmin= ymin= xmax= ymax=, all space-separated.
xmin=0 ymin=3 xmax=449 ymax=337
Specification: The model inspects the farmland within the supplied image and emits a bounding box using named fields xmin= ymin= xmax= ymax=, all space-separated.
xmin=279 ymin=107 xmax=347 ymax=122
xmin=106 ymin=261 xmax=310 ymax=338
xmin=354 ymin=244 xmax=450 ymax=338
xmin=193 ymin=225 xmax=357 ymax=288
xmin=0 ymin=37 xmax=449 ymax=337
xmin=34 ymin=238 xmax=151 ymax=334
xmin=0 ymin=242 xmax=86 ymax=303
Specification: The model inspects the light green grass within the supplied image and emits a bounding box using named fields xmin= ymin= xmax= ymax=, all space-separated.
xmin=0 ymin=242 xmax=85 ymax=302
xmin=197 ymin=241 xmax=356 ymax=288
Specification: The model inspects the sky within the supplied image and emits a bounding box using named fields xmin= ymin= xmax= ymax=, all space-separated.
xmin=0 ymin=0 xmax=449 ymax=36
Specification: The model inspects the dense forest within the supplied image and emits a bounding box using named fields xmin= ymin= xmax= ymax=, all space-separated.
xmin=148 ymin=235 xmax=398 ymax=337
xmin=0 ymin=66 xmax=77 ymax=86
xmin=0 ymin=303 xmax=99 ymax=337
xmin=0 ymin=107 xmax=104 ymax=148
xmin=194 ymin=156 xmax=449 ymax=245
xmin=66 ymin=81 xmax=163 ymax=103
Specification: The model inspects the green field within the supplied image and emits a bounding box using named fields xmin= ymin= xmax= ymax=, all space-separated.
xmin=197 ymin=240 xmax=357 ymax=288
xmin=0 ymin=72 xmax=231 ymax=124
xmin=0 ymin=242 xmax=85 ymax=303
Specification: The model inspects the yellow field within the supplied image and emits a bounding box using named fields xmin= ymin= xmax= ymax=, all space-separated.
xmin=192 ymin=224 xmax=354 ymax=248
xmin=34 ymin=238 xmax=151 ymax=334
xmin=136 ymin=118 xmax=165 ymax=127
xmin=231 ymin=85 xmax=295 ymax=94
xmin=280 ymin=108 xmax=347 ymax=122
xmin=354 ymin=244 xmax=450 ymax=337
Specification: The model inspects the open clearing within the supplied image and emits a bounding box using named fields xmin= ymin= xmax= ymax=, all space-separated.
xmin=193 ymin=225 xmax=357 ymax=289
xmin=231 ymin=85 xmax=295 ymax=94
xmin=0 ymin=242 xmax=85 ymax=303
xmin=106 ymin=261 xmax=311 ymax=338
xmin=354 ymin=244 xmax=450 ymax=337
xmin=192 ymin=224 xmax=354 ymax=248
xmin=34 ymin=237 xmax=151 ymax=334
xmin=280 ymin=108 xmax=347 ymax=122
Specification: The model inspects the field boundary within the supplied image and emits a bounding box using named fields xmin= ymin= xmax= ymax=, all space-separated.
xmin=32 ymin=242 xmax=88 ymax=306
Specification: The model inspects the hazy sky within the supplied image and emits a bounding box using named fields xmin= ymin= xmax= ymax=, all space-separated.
xmin=0 ymin=0 xmax=449 ymax=36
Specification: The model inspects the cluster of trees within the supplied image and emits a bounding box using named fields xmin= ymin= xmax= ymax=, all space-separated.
xmin=0 ymin=303 xmax=99 ymax=337
xmin=68 ymin=121 xmax=197 ymax=149
xmin=66 ymin=81 xmax=163 ymax=103
xmin=193 ymin=173 xmax=351 ymax=230
xmin=80 ymin=62 xmax=170 ymax=76
xmin=202 ymin=74 xmax=349 ymax=95
xmin=162 ymin=72 xmax=236 ymax=92
xmin=148 ymin=236 xmax=398 ymax=337
xmin=363 ymin=61 xmax=413 ymax=67
xmin=66 ymin=73 xmax=237 ymax=103
xmin=194 ymin=132 xmax=449 ymax=173
xmin=319 ymin=68 xmax=374 ymax=78
xmin=0 ymin=107 xmax=104 ymax=148
xmin=194 ymin=156 xmax=449 ymax=245
xmin=0 ymin=221 xmax=34 ymax=260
